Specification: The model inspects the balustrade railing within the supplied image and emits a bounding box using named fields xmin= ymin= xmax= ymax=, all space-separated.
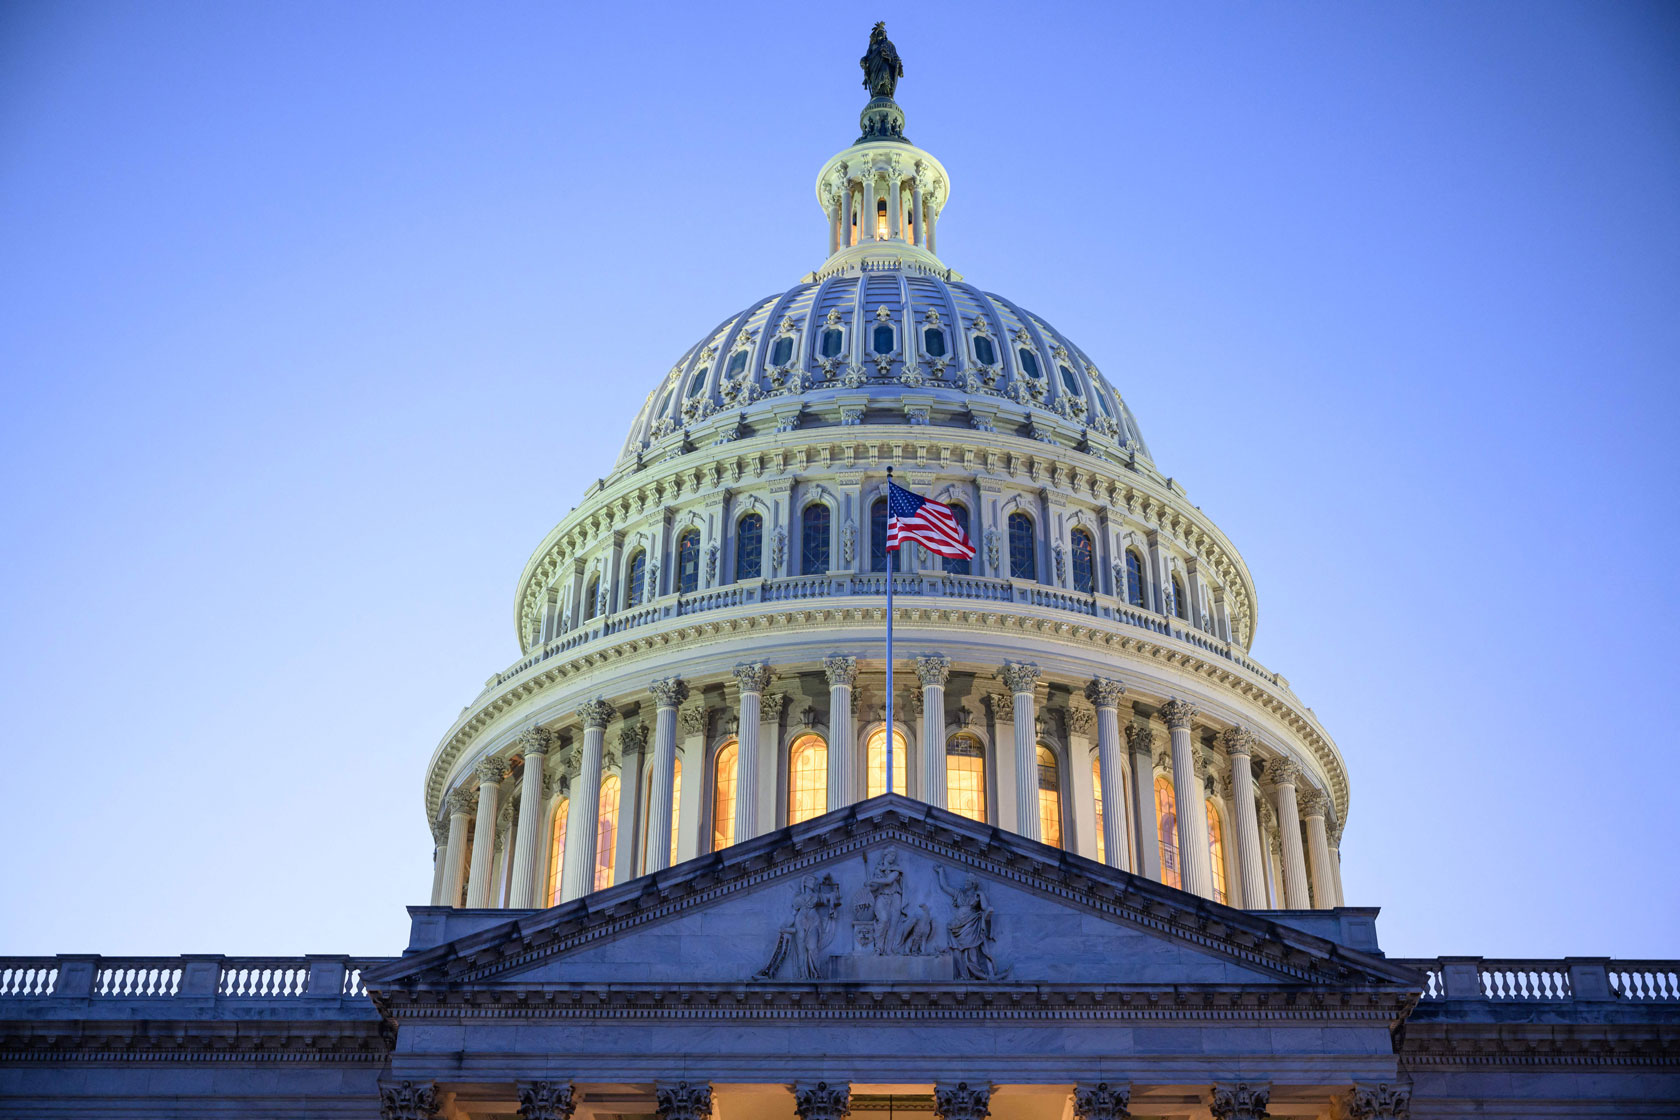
xmin=1610 ymin=961 xmax=1680 ymax=1001
xmin=1394 ymin=957 xmax=1680 ymax=1003
xmin=0 ymin=960 xmax=58 ymax=997
xmin=96 ymin=960 xmax=182 ymax=998
xmin=0 ymin=955 xmax=393 ymax=1003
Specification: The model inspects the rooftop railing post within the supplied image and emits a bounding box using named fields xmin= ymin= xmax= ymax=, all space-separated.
xmin=179 ymin=955 xmax=223 ymax=999
xmin=1439 ymin=956 xmax=1485 ymax=999
xmin=1566 ymin=957 xmax=1613 ymax=1001
xmin=53 ymin=954 xmax=97 ymax=999
xmin=305 ymin=955 xmax=348 ymax=1000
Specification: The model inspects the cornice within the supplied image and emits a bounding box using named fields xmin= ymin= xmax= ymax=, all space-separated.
xmin=0 ymin=1020 xmax=390 ymax=1063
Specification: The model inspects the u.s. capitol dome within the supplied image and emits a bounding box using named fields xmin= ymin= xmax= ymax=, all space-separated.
xmin=421 ymin=51 xmax=1348 ymax=919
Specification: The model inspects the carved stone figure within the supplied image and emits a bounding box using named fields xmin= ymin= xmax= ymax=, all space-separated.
xmin=842 ymin=520 xmax=857 ymax=565
xmin=865 ymin=849 xmax=906 ymax=954
xmin=900 ymin=902 xmax=935 ymax=955
xmin=860 ymin=23 xmax=904 ymax=99
xmin=934 ymin=865 xmax=1004 ymax=980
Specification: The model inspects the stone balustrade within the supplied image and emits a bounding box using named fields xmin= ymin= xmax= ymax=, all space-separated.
xmin=1394 ymin=957 xmax=1680 ymax=1003
xmin=0 ymin=955 xmax=390 ymax=1005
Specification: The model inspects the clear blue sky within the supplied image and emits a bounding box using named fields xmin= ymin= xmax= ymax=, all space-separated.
xmin=2 ymin=2 xmax=1676 ymax=959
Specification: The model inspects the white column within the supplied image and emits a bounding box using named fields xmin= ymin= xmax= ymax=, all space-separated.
xmin=733 ymin=663 xmax=772 ymax=842
xmin=1329 ymin=823 xmax=1346 ymax=906
xmin=508 ymin=728 xmax=552 ymax=908
xmin=862 ymin=177 xmax=878 ymax=240
xmin=439 ymin=790 xmax=474 ymax=908
xmin=1067 ymin=707 xmax=1099 ymax=859
xmin=916 ymin=655 xmax=950 ymax=809
xmin=926 ymin=190 xmax=939 ymax=254
xmin=1219 ymin=728 xmax=1268 ymax=910
xmin=428 ymin=819 xmax=448 ymax=904
xmin=910 ymin=181 xmax=925 ymax=246
xmin=1160 ymin=700 xmax=1214 ymax=900
xmin=1300 ymin=788 xmax=1336 ymax=910
xmin=842 ymin=180 xmax=855 ymax=248
xmin=644 ymin=677 xmax=688 ymax=875
xmin=888 ymin=177 xmax=903 ymax=239
xmin=1125 ymin=722 xmax=1161 ymax=881
xmin=1269 ymin=759 xmax=1312 ymax=909
xmin=824 ymin=655 xmax=858 ymax=809
xmin=1002 ymin=662 xmax=1041 ymax=842
xmin=561 ymin=699 xmax=614 ymax=901
xmin=465 ymin=758 xmax=505 ymax=908
xmin=1087 ymin=679 xmax=1131 ymax=871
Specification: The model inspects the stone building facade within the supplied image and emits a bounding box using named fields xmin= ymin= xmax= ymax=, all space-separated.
xmin=2 ymin=29 xmax=1675 ymax=1120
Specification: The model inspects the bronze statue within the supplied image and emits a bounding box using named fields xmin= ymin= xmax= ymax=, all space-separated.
xmin=861 ymin=22 xmax=903 ymax=100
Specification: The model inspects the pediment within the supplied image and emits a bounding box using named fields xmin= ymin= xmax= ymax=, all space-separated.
xmin=367 ymin=796 xmax=1416 ymax=997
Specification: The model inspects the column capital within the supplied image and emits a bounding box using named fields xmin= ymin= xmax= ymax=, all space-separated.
xmin=655 ymin=1081 xmax=714 ymax=1120
xmin=933 ymin=1082 xmax=993 ymax=1120
xmin=378 ymin=1080 xmax=440 ymax=1120
xmin=1346 ymin=1082 xmax=1411 ymax=1120
xmin=474 ymin=758 xmax=507 ymax=787
xmin=1219 ymin=726 xmax=1257 ymax=756
xmin=1123 ymin=723 xmax=1154 ymax=754
xmin=989 ymin=691 xmax=1014 ymax=721
xmin=446 ymin=788 xmax=477 ymax=817
xmin=1269 ymin=757 xmax=1301 ymax=788
xmin=1208 ymin=1083 xmax=1270 ymax=1120
xmin=999 ymin=660 xmax=1040 ymax=694
xmin=578 ymin=698 xmax=616 ymax=729
xmin=650 ymin=676 xmax=690 ymax=708
xmin=619 ymin=723 xmax=650 ymax=755
xmin=1158 ymin=698 xmax=1198 ymax=730
xmin=678 ymin=706 xmax=710 ymax=738
xmin=1072 ymin=1083 xmax=1131 ymax=1120
xmin=915 ymin=654 xmax=952 ymax=686
xmin=1297 ymin=787 xmax=1329 ymax=817
xmin=1066 ymin=705 xmax=1096 ymax=738
xmin=429 ymin=816 xmax=449 ymax=845
xmin=517 ymin=1081 xmax=577 ymax=1120
xmin=1085 ymin=678 xmax=1127 ymax=709
xmin=792 ymin=1081 xmax=852 ymax=1120
xmin=734 ymin=661 xmax=773 ymax=694
xmin=515 ymin=726 xmax=553 ymax=757
xmin=824 ymin=654 xmax=859 ymax=687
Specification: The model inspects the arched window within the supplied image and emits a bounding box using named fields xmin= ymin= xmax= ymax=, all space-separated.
xmin=686 ymin=366 xmax=709 ymax=398
xmin=1070 ymin=528 xmax=1094 ymax=593
xmin=625 ymin=550 xmax=647 ymax=608
xmin=1171 ymin=575 xmax=1188 ymax=620
xmin=1125 ymin=550 xmax=1146 ymax=608
xmin=1155 ymin=776 xmax=1181 ymax=890
xmin=923 ymin=327 xmax=947 ymax=357
xmin=545 ymin=799 xmax=569 ymax=905
xmin=873 ymin=322 xmax=894 ymax=355
xmin=735 ymin=513 xmax=762 ymax=580
xmin=865 ymin=726 xmax=908 ymax=798
xmin=1058 ymin=364 xmax=1080 ymax=396
xmin=1008 ymin=512 xmax=1036 ymax=580
xmin=870 ymin=497 xmax=900 ymax=572
xmin=973 ymin=335 xmax=997 ymax=365
xmin=1017 ymin=348 xmax=1041 ymax=379
xmin=583 ymin=576 xmax=600 ymax=622
xmin=1037 ymin=745 xmax=1062 ymax=848
xmin=676 ymin=530 xmax=700 ymax=594
xmin=641 ymin=759 xmax=681 ymax=873
xmin=726 ymin=350 xmax=749 ymax=377
xmin=595 ymin=774 xmax=621 ymax=891
xmin=946 ymin=734 xmax=986 ymax=822
xmin=712 ymin=740 xmax=738 ymax=851
xmin=1206 ymin=799 xmax=1228 ymax=905
xmin=770 ymin=336 xmax=793 ymax=366
xmin=820 ymin=327 xmax=844 ymax=358
xmin=942 ymin=503 xmax=971 ymax=575
xmin=801 ymin=504 xmax=831 ymax=575
xmin=1093 ymin=757 xmax=1105 ymax=864
xmin=875 ymin=197 xmax=888 ymax=240
xmin=788 ymin=734 xmax=828 ymax=824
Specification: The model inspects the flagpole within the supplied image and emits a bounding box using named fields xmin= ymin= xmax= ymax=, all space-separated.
xmin=884 ymin=466 xmax=895 ymax=797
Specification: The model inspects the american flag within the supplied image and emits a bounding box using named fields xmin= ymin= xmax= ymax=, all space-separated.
xmin=886 ymin=480 xmax=975 ymax=560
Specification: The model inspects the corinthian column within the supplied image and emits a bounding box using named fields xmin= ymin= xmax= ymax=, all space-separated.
xmin=1125 ymin=722 xmax=1161 ymax=881
xmin=518 ymin=1082 xmax=577 ymax=1120
xmin=733 ymin=663 xmax=771 ymax=842
xmin=1160 ymin=699 xmax=1214 ymax=900
xmin=793 ymin=1082 xmax=852 ymax=1120
xmin=1299 ymin=787 xmax=1335 ymax=909
xmin=465 ymin=757 xmax=505 ymax=907
xmin=439 ymin=789 xmax=475 ymax=908
xmin=1219 ymin=727 xmax=1268 ymax=909
xmin=1086 ymin=679 xmax=1130 ymax=871
xmin=655 ymin=1082 xmax=713 ymax=1120
xmin=917 ymin=655 xmax=951 ymax=807
xmin=1269 ymin=758 xmax=1311 ymax=909
xmin=1001 ymin=661 xmax=1041 ymax=841
xmin=824 ymin=655 xmax=858 ymax=810
xmin=561 ymin=698 xmax=615 ymax=901
xmin=1209 ymin=1084 xmax=1270 ymax=1120
xmin=644 ymin=676 xmax=689 ymax=874
xmin=508 ymin=728 xmax=552 ymax=908
xmin=933 ymin=1082 xmax=991 ymax=1120
xmin=1072 ymin=1083 xmax=1131 ymax=1120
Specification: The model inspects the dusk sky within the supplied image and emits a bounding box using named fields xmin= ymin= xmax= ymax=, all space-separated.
xmin=2 ymin=2 xmax=1676 ymax=959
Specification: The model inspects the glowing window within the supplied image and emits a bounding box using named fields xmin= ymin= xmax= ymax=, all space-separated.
xmin=1017 ymin=348 xmax=1040 ymax=379
xmin=583 ymin=576 xmax=599 ymax=622
xmin=942 ymin=503 xmax=970 ymax=575
xmin=1008 ymin=513 xmax=1036 ymax=580
xmin=677 ymin=530 xmax=700 ymax=594
xmin=594 ymin=775 xmax=621 ymax=891
xmin=1071 ymin=529 xmax=1095 ymax=594
xmin=625 ymin=550 xmax=647 ymax=608
xmin=973 ymin=335 xmax=997 ymax=365
xmin=1093 ymin=757 xmax=1105 ymax=864
xmin=1058 ymin=364 xmax=1080 ymax=396
xmin=788 ymin=734 xmax=828 ymax=824
xmin=875 ymin=198 xmax=888 ymax=240
xmin=923 ymin=328 xmax=946 ymax=357
xmin=1125 ymin=550 xmax=1146 ymax=608
xmin=820 ymin=328 xmax=844 ymax=357
xmin=1171 ymin=575 xmax=1188 ymax=620
xmin=866 ymin=726 xmax=908 ymax=798
xmin=640 ymin=760 xmax=681 ymax=873
xmin=870 ymin=497 xmax=900 ymax=572
xmin=801 ymin=504 xmax=831 ymax=575
xmin=1037 ymin=745 xmax=1062 ymax=848
xmin=1207 ymin=799 xmax=1228 ymax=905
xmin=726 ymin=350 xmax=748 ymax=377
xmin=735 ymin=513 xmax=762 ymax=580
xmin=770 ymin=336 xmax=793 ymax=366
xmin=946 ymin=735 xmax=986 ymax=822
xmin=713 ymin=740 xmax=738 ymax=851
xmin=1155 ymin=776 xmax=1181 ymax=890
xmin=545 ymin=799 xmax=569 ymax=906
xmin=687 ymin=367 xmax=709 ymax=397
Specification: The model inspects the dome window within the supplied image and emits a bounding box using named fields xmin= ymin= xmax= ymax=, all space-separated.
xmin=625 ymin=550 xmax=647 ymax=608
xmin=686 ymin=367 xmax=709 ymax=398
xmin=583 ymin=575 xmax=600 ymax=622
xmin=1125 ymin=549 xmax=1146 ymax=608
xmin=726 ymin=350 xmax=749 ymax=378
xmin=735 ymin=513 xmax=762 ymax=580
xmin=1058 ymin=364 xmax=1080 ymax=396
xmin=1017 ymin=348 xmax=1041 ymax=379
xmin=801 ymin=503 xmax=831 ymax=575
xmin=1070 ymin=528 xmax=1095 ymax=593
xmin=875 ymin=198 xmax=889 ymax=240
xmin=1007 ymin=512 xmax=1036 ymax=580
xmin=941 ymin=503 xmax=971 ymax=575
xmin=769 ymin=336 xmax=793 ymax=366
xmin=973 ymin=336 xmax=997 ymax=365
xmin=923 ymin=327 xmax=947 ymax=357
xmin=870 ymin=497 xmax=900 ymax=572
xmin=1036 ymin=745 xmax=1062 ymax=849
xmin=820 ymin=328 xmax=844 ymax=358
xmin=945 ymin=734 xmax=986 ymax=823
xmin=1094 ymin=389 xmax=1112 ymax=417
xmin=873 ymin=323 xmax=894 ymax=355
xmin=676 ymin=530 xmax=701 ymax=595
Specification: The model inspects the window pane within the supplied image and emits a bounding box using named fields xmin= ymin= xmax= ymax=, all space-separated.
xmin=727 ymin=350 xmax=748 ymax=376
xmin=584 ymin=578 xmax=599 ymax=622
xmin=626 ymin=552 xmax=646 ymax=608
xmin=974 ymin=336 xmax=996 ymax=365
xmin=946 ymin=736 xmax=986 ymax=822
xmin=677 ymin=531 xmax=700 ymax=594
xmin=687 ymin=367 xmax=709 ymax=397
xmin=770 ymin=336 xmax=793 ymax=366
xmin=870 ymin=497 xmax=900 ymax=572
xmin=1171 ymin=576 xmax=1187 ymax=620
xmin=1036 ymin=746 xmax=1062 ymax=848
xmin=1018 ymin=348 xmax=1040 ymax=378
xmin=1071 ymin=529 xmax=1094 ymax=593
xmin=546 ymin=800 xmax=569 ymax=905
xmin=1155 ymin=777 xmax=1181 ymax=890
xmin=1125 ymin=551 xmax=1145 ymax=608
xmin=942 ymin=504 xmax=970 ymax=575
xmin=923 ymin=328 xmax=946 ymax=357
xmin=736 ymin=514 xmax=762 ymax=580
xmin=1207 ymin=799 xmax=1227 ymax=905
xmin=866 ymin=727 xmax=908 ymax=798
xmin=713 ymin=741 xmax=738 ymax=851
xmin=1058 ymin=364 xmax=1080 ymax=396
xmin=873 ymin=324 xmax=894 ymax=355
xmin=802 ymin=505 xmax=831 ymax=574
xmin=788 ymin=734 xmax=828 ymax=824
xmin=821 ymin=328 xmax=843 ymax=358
xmin=1008 ymin=513 xmax=1036 ymax=580
xmin=595 ymin=775 xmax=621 ymax=891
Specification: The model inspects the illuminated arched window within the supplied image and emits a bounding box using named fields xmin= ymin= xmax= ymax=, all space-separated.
xmin=1037 ymin=745 xmax=1062 ymax=849
xmin=1171 ymin=574 xmax=1188 ymax=620
xmin=1155 ymin=776 xmax=1181 ymax=890
xmin=640 ymin=758 xmax=681 ymax=873
xmin=1206 ymin=799 xmax=1228 ymax=905
xmin=736 ymin=513 xmax=763 ymax=580
xmin=801 ymin=504 xmax=831 ymax=575
xmin=676 ymin=530 xmax=700 ymax=594
xmin=1125 ymin=550 xmax=1146 ymax=608
xmin=945 ymin=734 xmax=986 ymax=822
xmin=594 ymin=774 xmax=621 ymax=891
xmin=866 ymin=726 xmax=908 ymax=798
xmin=583 ymin=576 xmax=600 ymax=622
xmin=1008 ymin=513 xmax=1036 ymax=580
xmin=875 ymin=197 xmax=888 ymax=240
xmin=546 ymin=799 xmax=569 ymax=905
xmin=1070 ymin=528 xmax=1095 ymax=593
xmin=625 ymin=550 xmax=647 ymax=608
xmin=712 ymin=740 xmax=738 ymax=851
xmin=870 ymin=497 xmax=900 ymax=572
xmin=1093 ymin=757 xmax=1105 ymax=864
xmin=788 ymin=734 xmax=828 ymax=824
xmin=942 ymin=503 xmax=970 ymax=575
